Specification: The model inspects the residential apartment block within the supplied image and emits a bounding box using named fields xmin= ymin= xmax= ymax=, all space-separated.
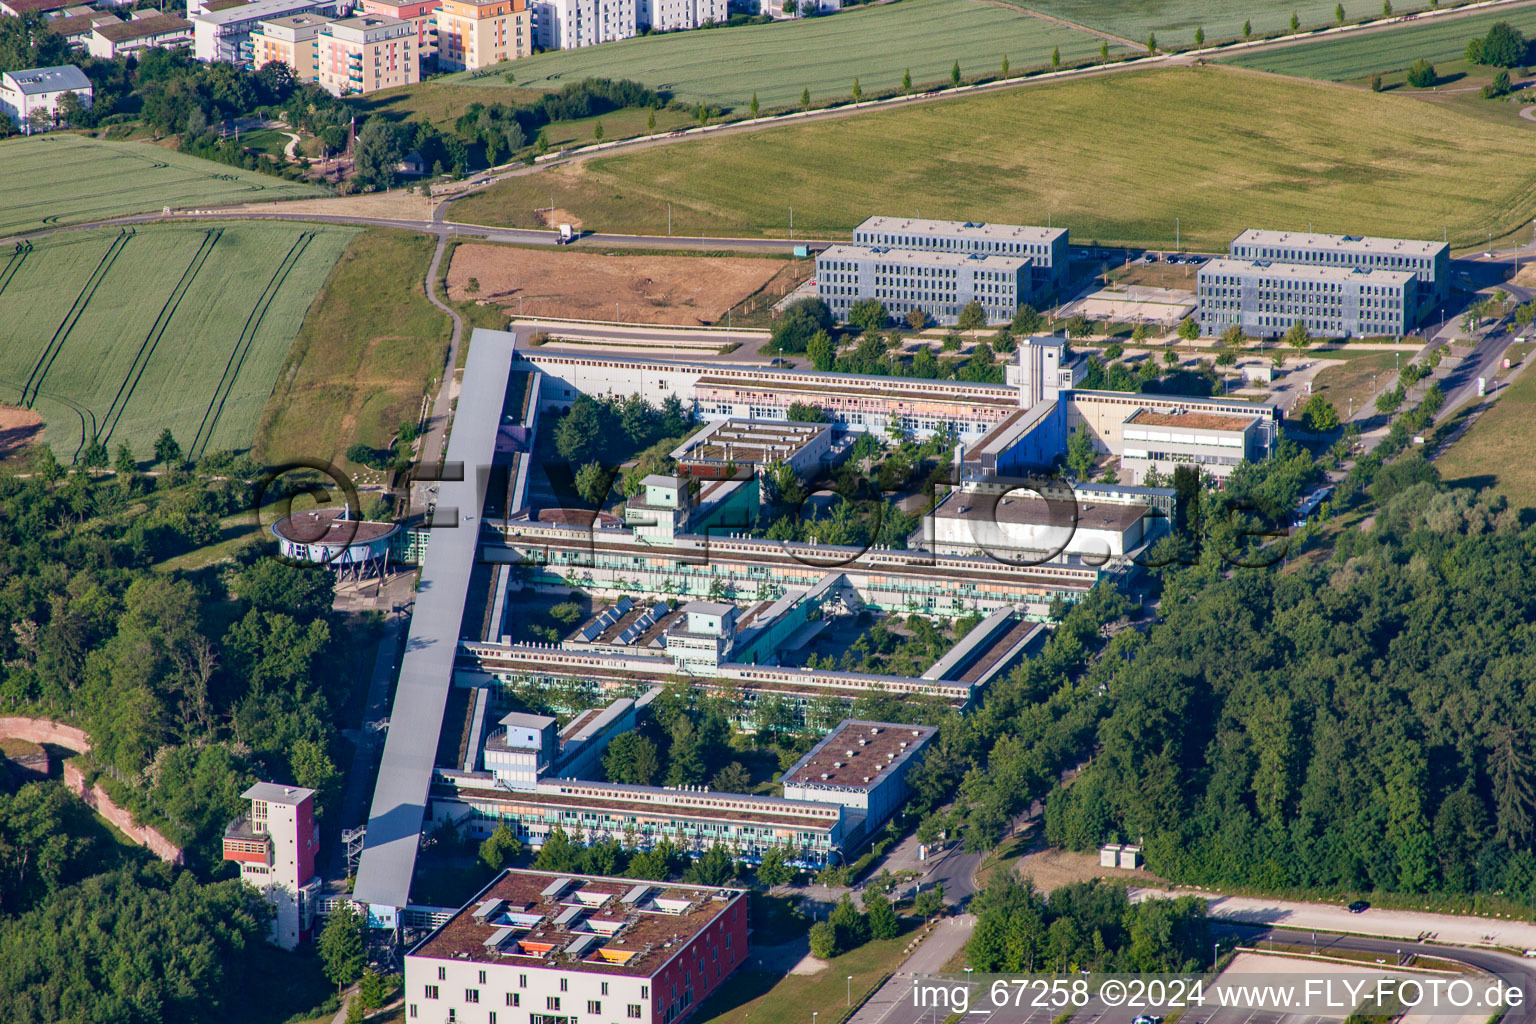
xmin=251 ymin=13 xmax=328 ymax=81
xmin=0 ymin=65 xmax=91 ymax=131
xmin=88 ymin=11 xmax=193 ymax=57
xmin=1229 ymin=228 xmax=1449 ymax=307
xmin=404 ymin=871 xmax=747 ymax=1024
xmin=436 ymin=0 xmax=528 ymax=69
xmin=316 ymin=14 xmax=417 ymax=95
xmin=531 ymin=0 xmax=635 ymax=49
xmin=852 ymin=215 xmax=1070 ymax=297
xmin=1196 ymin=258 xmax=1415 ymax=339
xmin=360 ymin=0 xmax=440 ymax=65
xmin=639 ymin=0 xmax=723 ymax=31
xmin=817 ymin=243 xmax=1029 ymax=326
xmin=222 ymin=782 xmax=322 ymax=950
xmin=192 ymin=0 xmax=347 ymax=64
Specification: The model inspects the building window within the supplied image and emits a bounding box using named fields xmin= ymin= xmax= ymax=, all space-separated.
xmin=508 ymin=994 xmax=521 ymax=1007
xmin=410 ymin=1007 xmax=417 ymax=1020
xmin=629 ymin=1006 xmax=643 ymax=1018
xmin=439 ymin=967 xmax=447 ymax=981
xmin=548 ymin=997 xmax=562 ymax=1011
xmin=480 ymin=971 xmax=488 ymax=985
xmin=589 ymin=1001 xmax=602 ymax=1014
xmin=467 ymin=990 xmax=480 ymax=1004
xmin=602 ymin=983 xmax=610 ymax=996
xmin=560 ymin=979 xmax=568 ymax=992
xmin=425 ymin=985 xmax=439 ymax=1000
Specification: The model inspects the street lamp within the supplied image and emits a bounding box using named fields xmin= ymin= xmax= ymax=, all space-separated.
xmin=1213 ymin=941 xmax=1220 ymax=971
xmin=847 ymin=976 xmax=853 ymax=1005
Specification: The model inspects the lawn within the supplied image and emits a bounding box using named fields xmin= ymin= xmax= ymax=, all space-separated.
xmin=0 ymin=133 xmax=326 ymax=237
xmin=451 ymin=66 xmax=1536 ymax=249
xmin=444 ymin=0 xmax=1128 ymax=109
xmin=0 ymin=222 xmax=355 ymax=462
xmin=1222 ymin=3 xmax=1536 ymax=77
xmin=1306 ymin=350 xmax=1402 ymax=419
xmin=694 ymin=929 xmax=912 ymax=1024
xmin=255 ymin=228 xmax=452 ymax=472
xmin=1013 ymin=0 xmax=1438 ymax=49
xmin=1435 ymin=354 xmax=1536 ymax=507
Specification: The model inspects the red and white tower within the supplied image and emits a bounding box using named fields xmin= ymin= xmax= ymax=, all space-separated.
xmin=223 ymin=782 xmax=322 ymax=949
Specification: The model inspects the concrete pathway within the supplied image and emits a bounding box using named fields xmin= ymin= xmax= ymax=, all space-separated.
xmin=846 ymin=915 xmax=978 ymax=1024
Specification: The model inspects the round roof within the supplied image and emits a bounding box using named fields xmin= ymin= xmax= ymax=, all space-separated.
xmin=270 ymin=507 xmax=399 ymax=548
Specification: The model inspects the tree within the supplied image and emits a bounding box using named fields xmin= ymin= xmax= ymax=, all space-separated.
xmin=695 ymin=102 xmax=710 ymax=124
xmin=153 ymin=428 xmax=182 ymax=469
xmin=354 ymin=117 xmax=403 ymax=188
xmin=757 ymin=845 xmax=794 ymax=887
xmin=957 ymin=301 xmax=987 ymax=335
xmin=319 ymin=903 xmax=366 ymax=994
xmin=292 ymin=740 xmax=341 ymax=820
xmin=1382 ymin=0 xmax=1391 ymax=13
xmin=848 ymin=297 xmax=888 ymax=332
xmin=951 ymin=60 xmax=961 ymax=86
xmin=1283 ymin=320 xmax=1312 ymax=352
xmin=1483 ymin=68 xmax=1512 ymax=98
xmin=913 ymin=882 xmax=945 ymax=921
xmin=1370 ymin=71 xmax=1383 ymax=91
xmin=79 ymin=435 xmax=108 ymax=470
xmin=1066 ymin=426 xmax=1095 ymax=479
xmin=357 ymin=969 xmax=387 ymax=1012
xmin=1300 ymin=394 xmax=1340 ymax=432
xmin=1146 ymin=31 xmax=1157 ymax=53
xmin=1194 ymin=26 xmax=1205 ymax=46
xmin=902 ymin=68 xmax=912 ymax=92
xmin=806 ymin=329 xmax=836 ymax=371
xmin=809 ymin=921 xmax=840 ymax=959
xmin=772 ymin=297 xmax=831 ymax=353
xmin=1100 ymin=39 xmax=1109 ymax=62
xmin=1406 ymin=58 xmax=1436 ymax=87
xmin=865 ymin=889 xmax=899 ymax=939
xmin=852 ymin=78 xmax=862 ymax=101
xmin=1163 ymin=348 xmax=1179 ymax=366
xmin=114 ymin=442 xmax=136 ymax=486
xmin=906 ymin=308 xmax=928 ymax=331
xmin=480 ymin=822 xmax=523 ymax=871
xmin=1002 ymin=54 xmax=1010 ymax=76
xmin=750 ymin=91 xmax=759 ymax=117
xmin=685 ymin=843 xmax=736 ymax=885
xmin=1012 ymin=303 xmax=1042 ymax=334
xmin=593 ymin=119 xmax=604 ymax=140
xmin=711 ymin=761 xmax=752 ymax=793
xmin=1289 ymin=11 xmax=1300 ymax=31
xmin=1243 ymin=18 xmax=1252 ymax=39
xmin=801 ymin=86 xmax=811 ymax=109
xmin=555 ymin=396 xmax=605 ymax=465
xmin=829 ymin=893 xmax=868 ymax=950
xmin=646 ymin=109 xmax=657 ymax=132
xmin=787 ymin=401 xmax=827 ymax=422
xmin=1335 ymin=2 xmax=1344 ymax=22
xmin=603 ymin=732 xmax=661 ymax=785
xmin=1177 ymin=317 xmax=1200 ymax=341
xmin=575 ymin=461 xmax=613 ymax=505
xmin=1051 ymin=45 xmax=1060 ymax=67
xmin=665 ymin=717 xmax=707 ymax=786
xmin=534 ymin=826 xmax=581 ymax=872
xmin=1472 ymin=21 xmax=1527 ymax=66
xmin=55 ymin=90 xmax=85 ymax=128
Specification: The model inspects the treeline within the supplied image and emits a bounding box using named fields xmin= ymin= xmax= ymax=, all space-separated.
xmin=1044 ymin=452 xmax=1536 ymax=900
xmin=0 ymin=451 xmax=360 ymax=864
xmin=968 ymin=877 xmax=1209 ymax=973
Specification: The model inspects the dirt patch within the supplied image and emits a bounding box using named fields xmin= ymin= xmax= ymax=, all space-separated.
xmin=237 ymin=190 xmax=432 ymax=221
xmin=535 ymin=207 xmax=582 ymax=231
xmin=446 ymin=243 xmax=787 ymax=326
xmin=1012 ymin=845 xmax=1165 ymax=891
xmin=0 ymin=405 xmax=43 ymax=461
xmin=1513 ymin=263 xmax=1536 ymax=289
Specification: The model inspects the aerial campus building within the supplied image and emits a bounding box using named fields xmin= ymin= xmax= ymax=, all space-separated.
xmin=404 ymin=871 xmax=747 ymax=1024
xmin=349 ymin=326 xmax=1280 ymax=933
xmin=1228 ymin=228 xmax=1449 ymax=306
xmin=222 ymin=783 xmax=322 ymax=950
xmin=1195 ymin=258 xmax=1416 ymax=340
xmin=816 ymin=217 xmax=1071 ymax=326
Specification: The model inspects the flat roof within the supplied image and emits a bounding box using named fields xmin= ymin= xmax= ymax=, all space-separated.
xmin=1200 ymin=257 xmax=1416 ymax=286
xmin=1127 ymin=408 xmax=1258 ymax=432
xmin=408 ymin=869 xmax=744 ymax=976
xmin=856 ymin=216 xmax=1066 ymax=244
xmin=259 ymin=12 xmax=330 ymax=26
xmin=672 ymin=418 xmax=826 ymax=464
xmin=1231 ymin=228 xmax=1447 ymax=258
xmin=94 ymin=13 xmax=190 ymax=39
xmin=932 ymin=489 xmax=1150 ymax=533
xmin=782 ymin=720 xmax=936 ymax=790
xmin=243 ymin=781 xmax=315 ymax=805
xmin=680 ymin=601 xmax=735 ymax=616
xmin=500 ymin=711 xmax=556 ymax=730
xmin=819 ymin=243 xmax=1029 ymax=271
xmin=193 ymin=0 xmax=321 ymax=25
xmin=271 ymin=507 xmax=399 ymax=547
xmin=354 ymin=329 xmax=516 ymax=912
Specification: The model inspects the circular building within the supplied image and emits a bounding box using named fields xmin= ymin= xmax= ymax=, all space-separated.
xmin=271 ymin=507 xmax=400 ymax=578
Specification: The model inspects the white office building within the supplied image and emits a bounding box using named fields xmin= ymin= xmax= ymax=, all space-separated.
xmin=0 ymin=65 xmax=91 ymax=132
xmin=817 ymin=243 xmax=1029 ymax=326
xmin=1229 ymin=228 xmax=1449 ymax=306
xmin=852 ymin=216 xmax=1070 ymax=298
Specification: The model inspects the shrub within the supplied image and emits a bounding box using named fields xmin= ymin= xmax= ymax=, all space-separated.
xmin=1405 ymin=58 xmax=1436 ymax=87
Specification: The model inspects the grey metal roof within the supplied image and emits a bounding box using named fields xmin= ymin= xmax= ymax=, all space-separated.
xmin=352 ymin=328 xmax=517 ymax=912
xmin=818 ymin=243 xmax=1029 ymax=270
xmin=3 ymin=65 xmax=91 ymax=96
xmin=1231 ymin=228 xmax=1447 ymax=258
xmin=1200 ymin=257 xmax=1415 ymax=285
xmin=856 ymin=215 xmax=1066 ymax=244
xmin=242 ymin=781 xmax=315 ymax=805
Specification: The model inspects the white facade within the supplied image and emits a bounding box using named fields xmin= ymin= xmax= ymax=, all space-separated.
xmin=926 ymin=486 xmax=1150 ymax=562
xmin=0 ymin=66 xmax=91 ymax=132
xmin=640 ymin=0 xmax=723 ymax=30
xmin=532 ymin=0 xmax=637 ymax=49
xmin=222 ymin=782 xmax=321 ymax=950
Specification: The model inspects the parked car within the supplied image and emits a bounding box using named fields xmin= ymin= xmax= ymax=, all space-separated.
xmin=1348 ymin=900 xmax=1370 ymax=913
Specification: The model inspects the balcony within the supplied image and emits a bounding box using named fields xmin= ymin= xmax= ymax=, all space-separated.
xmin=223 ymin=815 xmax=273 ymax=865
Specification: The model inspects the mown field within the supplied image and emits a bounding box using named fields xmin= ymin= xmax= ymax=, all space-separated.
xmin=451 ymin=66 xmax=1536 ymax=248
xmin=255 ymin=228 xmax=452 ymax=473
xmin=1435 ymin=357 xmax=1536 ymax=507
xmin=0 ymin=222 xmax=355 ymax=461
xmin=1223 ymin=2 xmax=1536 ymax=77
xmin=447 ymin=0 xmax=1128 ymax=108
xmin=0 ymin=134 xmax=326 ymax=237
xmin=1012 ymin=0 xmax=1438 ymax=48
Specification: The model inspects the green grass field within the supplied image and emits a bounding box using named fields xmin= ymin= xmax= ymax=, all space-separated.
xmin=1223 ymin=3 xmax=1536 ymax=76
xmin=452 ymin=66 xmax=1536 ymax=249
xmin=1013 ymin=0 xmax=1439 ymax=48
xmin=0 ymin=133 xmax=326 ymax=238
xmin=1436 ymin=357 xmax=1536 ymax=507
xmin=446 ymin=0 xmax=1128 ymax=108
xmin=0 ymin=222 xmax=355 ymax=462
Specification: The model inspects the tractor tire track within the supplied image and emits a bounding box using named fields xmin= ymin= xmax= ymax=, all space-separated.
xmin=21 ymin=229 xmax=132 ymax=408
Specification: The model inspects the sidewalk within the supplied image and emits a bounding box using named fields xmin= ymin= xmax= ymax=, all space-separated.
xmin=846 ymin=915 xmax=978 ymax=1024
